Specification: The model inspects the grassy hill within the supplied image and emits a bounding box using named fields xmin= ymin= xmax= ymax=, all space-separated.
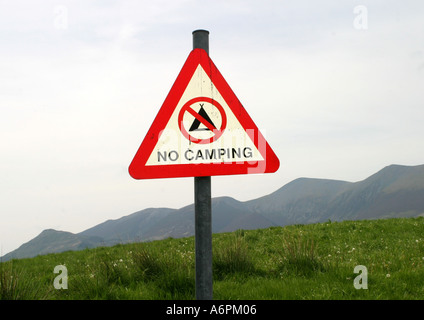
xmin=1 ymin=217 xmax=424 ymax=300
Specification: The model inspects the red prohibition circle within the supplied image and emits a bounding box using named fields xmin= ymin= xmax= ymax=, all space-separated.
xmin=178 ymin=97 xmax=227 ymax=144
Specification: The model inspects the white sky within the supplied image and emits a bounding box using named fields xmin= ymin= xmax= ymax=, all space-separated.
xmin=1 ymin=0 xmax=424 ymax=255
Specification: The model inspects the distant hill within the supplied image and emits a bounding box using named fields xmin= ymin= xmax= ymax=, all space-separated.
xmin=3 ymin=229 xmax=103 ymax=259
xmin=247 ymin=164 xmax=424 ymax=224
xmin=2 ymin=164 xmax=424 ymax=261
xmin=245 ymin=178 xmax=352 ymax=225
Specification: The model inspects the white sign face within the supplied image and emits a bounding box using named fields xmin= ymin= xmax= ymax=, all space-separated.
xmin=145 ymin=65 xmax=264 ymax=166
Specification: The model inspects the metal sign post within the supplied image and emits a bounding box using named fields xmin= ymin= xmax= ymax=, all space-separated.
xmin=192 ymin=29 xmax=213 ymax=300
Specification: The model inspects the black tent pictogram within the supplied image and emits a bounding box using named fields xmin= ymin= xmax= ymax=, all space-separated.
xmin=189 ymin=104 xmax=216 ymax=131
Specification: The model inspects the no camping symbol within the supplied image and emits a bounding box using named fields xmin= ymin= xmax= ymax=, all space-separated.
xmin=178 ymin=97 xmax=227 ymax=144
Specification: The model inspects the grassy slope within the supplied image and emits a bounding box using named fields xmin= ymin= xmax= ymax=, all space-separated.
xmin=1 ymin=217 xmax=424 ymax=300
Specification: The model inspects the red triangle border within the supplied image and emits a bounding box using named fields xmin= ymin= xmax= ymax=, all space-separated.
xmin=129 ymin=48 xmax=279 ymax=179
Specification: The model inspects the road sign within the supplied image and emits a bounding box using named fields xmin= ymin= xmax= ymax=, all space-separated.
xmin=129 ymin=48 xmax=279 ymax=179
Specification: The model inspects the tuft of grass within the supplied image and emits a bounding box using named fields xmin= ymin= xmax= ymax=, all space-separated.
xmin=276 ymin=232 xmax=326 ymax=277
xmin=131 ymin=244 xmax=167 ymax=280
xmin=0 ymin=262 xmax=48 ymax=300
xmin=130 ymin=242 xmax=195 ymax=299
xmin=213 ymin=231 xmax=256 ymax=279
xmin=0 ymin=263 xmax=20 ymax=300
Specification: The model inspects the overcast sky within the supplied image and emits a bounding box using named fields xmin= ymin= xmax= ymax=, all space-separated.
xmin=1 ymin=0 xmax=424 ymax=255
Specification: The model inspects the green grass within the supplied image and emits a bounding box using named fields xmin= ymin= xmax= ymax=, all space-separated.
xmin=1 ymin=217 xmax=424 ymax=300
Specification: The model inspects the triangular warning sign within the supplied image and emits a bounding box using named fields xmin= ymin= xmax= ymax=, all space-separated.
xmin=129 ymin=48 xmax=279 ymax=179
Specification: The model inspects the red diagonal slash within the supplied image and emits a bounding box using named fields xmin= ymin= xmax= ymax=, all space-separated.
xmin=186 ymin=106 xmax=217 ymax=132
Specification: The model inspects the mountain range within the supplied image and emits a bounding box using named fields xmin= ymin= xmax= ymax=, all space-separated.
xmin=2 ymin=164 xmax=424 ymax=261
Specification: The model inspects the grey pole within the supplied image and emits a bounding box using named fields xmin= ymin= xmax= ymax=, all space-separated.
xmin=193 ymin=29 xmax=209 ymax=54
xmin=192 ymin=29 xmax=213 ymax=300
